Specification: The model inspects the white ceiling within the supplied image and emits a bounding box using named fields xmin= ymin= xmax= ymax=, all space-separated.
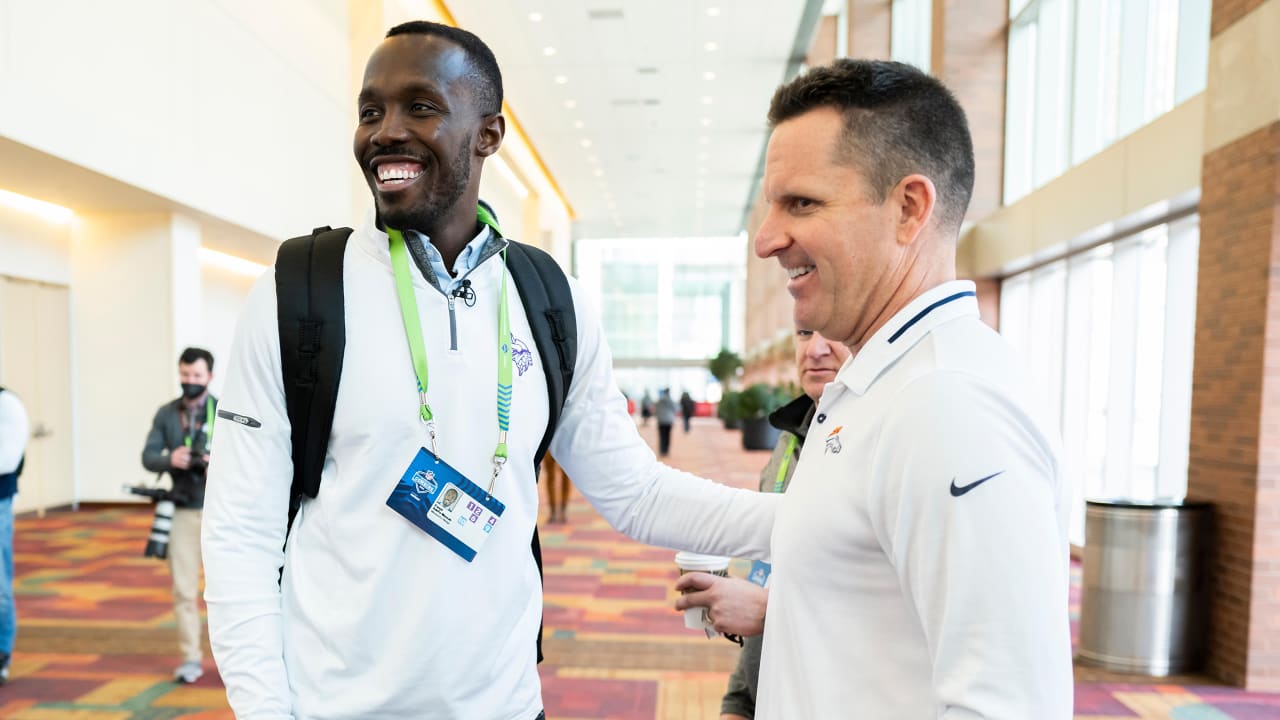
xmin=447 ymin=0 xmax=821 ymax=240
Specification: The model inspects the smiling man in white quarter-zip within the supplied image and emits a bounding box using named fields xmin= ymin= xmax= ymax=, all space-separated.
xmin=743 ymin=59 xmax=1071 ymax=719
xmin=201 ymin=21 xmax=780 ymax=720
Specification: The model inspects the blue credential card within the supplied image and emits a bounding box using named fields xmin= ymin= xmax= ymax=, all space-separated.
xmin=748 ymin=560 xmax=772 ymax=587
xmin=386 ymin=448 xmax=506 ymax=562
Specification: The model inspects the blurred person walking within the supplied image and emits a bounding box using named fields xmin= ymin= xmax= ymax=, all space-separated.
xmin=0 ymin=386 xmax=29 ymax=685
xmin=679 ymin=391 xmax=696 ymax=433
xmin=655 ymin=389 xmax=677 ymax=457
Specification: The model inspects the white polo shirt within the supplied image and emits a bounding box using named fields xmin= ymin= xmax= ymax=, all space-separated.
xmin=755 ymin=280 xmax=1073 ymax=719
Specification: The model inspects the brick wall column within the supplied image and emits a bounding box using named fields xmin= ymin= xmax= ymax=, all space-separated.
xmin=934 ymin=0 xmax=1007 ymax=222
xmin=1188 ymin=0 xmax=1280 ymax=690
xmin=849 ymin=0 xmax=891 ymax=59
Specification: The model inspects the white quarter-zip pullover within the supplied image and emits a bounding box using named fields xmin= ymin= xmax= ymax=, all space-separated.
xmin=203 ymin=214 xmax=779 ymax=720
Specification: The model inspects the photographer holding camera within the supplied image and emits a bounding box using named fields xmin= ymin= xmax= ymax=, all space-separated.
xmin=141 ymin=347 xmax=216 ymax=684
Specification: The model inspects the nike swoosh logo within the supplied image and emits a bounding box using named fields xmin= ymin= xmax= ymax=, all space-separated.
xmin=950 ymin=471 xmax=1004 ymax=497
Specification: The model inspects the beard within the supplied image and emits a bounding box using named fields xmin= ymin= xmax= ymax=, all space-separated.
xmin=376 ymin=134 xmax=473 ymax=234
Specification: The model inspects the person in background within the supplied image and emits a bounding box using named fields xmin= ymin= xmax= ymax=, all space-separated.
xmin=0 ymin=386 xmax=29 ymax=685
xmin=679 ymin=391 xmax=696 ymax=434
xmin=676 ymin=329 xmax=849 ymax=719
xmin=542 ymin=454 xmax=571 ymax=524
xmin=141 ymin=347 xmax=217 ymax=684
xmin=640 ymin=389 xmax=654 ymax=426
xmin=654 ymin=388 xmax=677 ymax=457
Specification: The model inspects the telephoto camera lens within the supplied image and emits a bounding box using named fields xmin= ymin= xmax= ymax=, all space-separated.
xmin=144 ymin=499 xmax=175 ymax=559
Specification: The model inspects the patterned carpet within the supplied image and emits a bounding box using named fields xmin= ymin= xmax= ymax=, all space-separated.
xmin=2 ymin=417 xmax=1279 ymax=718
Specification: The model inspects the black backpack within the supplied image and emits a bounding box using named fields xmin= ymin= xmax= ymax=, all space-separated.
xmin=274 ymin=225 xmax=577 ymax=662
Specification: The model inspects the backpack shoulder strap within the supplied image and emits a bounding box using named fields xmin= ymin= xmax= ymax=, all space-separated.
xmin=504 ymin=240 xmax=577 ymax=468
xmin=503 ymin=239 xmax=576 ymax=665
xmin=275 ymin=226 xmax=352 ymax=534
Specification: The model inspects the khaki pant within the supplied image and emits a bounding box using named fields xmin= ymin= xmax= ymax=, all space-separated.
xmin=168 ymin=508 xmax=204 ymax=663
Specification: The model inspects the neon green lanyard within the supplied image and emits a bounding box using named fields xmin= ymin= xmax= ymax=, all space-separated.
xmin=772 ymin=434 xmax=798 ymax=493
xmin=387 ymin=214 xmax=512 ymax=491
xmin=184 ymin=397 xmax=215 ymax=449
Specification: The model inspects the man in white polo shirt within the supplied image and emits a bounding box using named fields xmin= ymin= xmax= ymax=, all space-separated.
xmin=716 ymin=59 xmax=1073 ymax=718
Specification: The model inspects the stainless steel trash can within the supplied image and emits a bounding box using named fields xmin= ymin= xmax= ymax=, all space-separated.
xmin=1077 ymin=500 xmax=1211 ymax=676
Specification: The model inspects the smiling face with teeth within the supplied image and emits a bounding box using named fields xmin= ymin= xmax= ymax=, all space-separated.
xmin=755 ymin=107 xmax=944 ymax=352
xmin=354 ymin=33 xmax=504 ymax=252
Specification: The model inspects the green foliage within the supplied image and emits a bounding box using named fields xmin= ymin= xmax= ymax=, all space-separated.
xmin=735 ymin=383 xmax=792 ymax=420
xmin=707 ymin=349 xmax=743 ymax=387
xmin=717 ymin=391 xmax=743 ymax=421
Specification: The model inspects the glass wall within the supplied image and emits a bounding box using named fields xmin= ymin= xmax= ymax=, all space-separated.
xmin=1004 ymin=0 xmax=1211 ymax=204
xmin=575 ymin=235 xmax=746 ymax=401
xmin=999 ymin=215 xmax=1199 ymax=545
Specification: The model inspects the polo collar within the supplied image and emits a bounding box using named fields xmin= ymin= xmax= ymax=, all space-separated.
xmin=835 ymin=280 xmax=979 ymax=395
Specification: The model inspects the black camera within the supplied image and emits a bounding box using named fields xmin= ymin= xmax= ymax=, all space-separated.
xmin=123 ymin=485 xmax=177 ymax=560
xmin=188 ymin=454 xmax=208 ymax=474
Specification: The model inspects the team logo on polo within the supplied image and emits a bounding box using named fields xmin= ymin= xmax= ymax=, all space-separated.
xmin=413 ymin=470 xmax=438 ymax=495
xmin=511 ymin=334 xmax=533 ymax=376
xmin=825 ymin=426 xmax=843 ymax=455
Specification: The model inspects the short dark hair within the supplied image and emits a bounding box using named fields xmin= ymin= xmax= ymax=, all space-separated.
xmin=768 ymin=59 xmax=975 ymax=232
xmin=386 ymin=21 xmax=503 ymax=116
xmin=179 ymin=347 xmax=214 ymax=372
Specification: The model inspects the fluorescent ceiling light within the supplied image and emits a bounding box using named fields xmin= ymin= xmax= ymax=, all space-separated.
xmin=199 ymin=248 xmax=265 ymax=277
xmin=0 ymin=188 xmax=72 ymax=224
xmin=529 ymin=12 xmax=543 ymax=22
xmin=488 ymin=155 xmax=530 ymax=199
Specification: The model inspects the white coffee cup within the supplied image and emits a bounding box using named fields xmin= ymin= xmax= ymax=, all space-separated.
xmin=675 ymin=551 xmax=731 ymax=634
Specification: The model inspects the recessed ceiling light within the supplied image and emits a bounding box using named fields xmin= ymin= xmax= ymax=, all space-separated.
xmin=581 ymin=139 xmax=592 ymax=148
xmin=555 ymin=75 xmax=568 ymax=84
xmin=564 ymin=100 xmax=577 ymax=109
xmin=701 ymin=96 xmax=713 ymax=104
xmin=705 ymin=42 xmax=718 ymax=52
xmin=707 ymin=7 xmax=721 ymax=16
xmin=703 ymin=71 xmax=716 ymax=81
xmin=543 ymin=46 xmax=557 ymax=56
xmin=529 ymin=12 xmax=543 ymax=22
xmin=593 ymin=169 xmax=604 ymax=177
xmin=700 ymin=118 xmax=712 ymax=126
xmin=574 ymin=120 xmax=585 ymax=129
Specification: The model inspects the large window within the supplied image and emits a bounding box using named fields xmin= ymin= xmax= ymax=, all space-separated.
xmin=999 ymin=216 xmax=1199 ymax=545
xmin=1004 ymin=0 xmax=1211 ymax=203
xmin=891 ymin=0 xmax=932 ymax=72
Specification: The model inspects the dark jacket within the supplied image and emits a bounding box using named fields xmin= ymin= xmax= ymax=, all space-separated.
xmin=141 ymin=395 xmax=217 ymax=509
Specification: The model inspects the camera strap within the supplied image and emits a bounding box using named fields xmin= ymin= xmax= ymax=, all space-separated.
xmin=183 ymin=397 xmax=216 ymax=450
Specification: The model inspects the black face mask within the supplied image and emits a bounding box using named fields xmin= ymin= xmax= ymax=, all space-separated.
xmin=181 ymin=383 xmax=207 ymax=400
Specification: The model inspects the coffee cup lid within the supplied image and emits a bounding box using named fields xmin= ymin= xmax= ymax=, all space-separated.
xmin=674 ymin=551 xmax=731 ymax=571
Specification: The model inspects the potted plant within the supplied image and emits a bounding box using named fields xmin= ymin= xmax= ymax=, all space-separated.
xmin=717 ymin=390 xmax=744 ymax=430
xmin=707 ymin=349 xmax=743 ymax=390
xmin=736 ymin=383 xmax=792 ymax=451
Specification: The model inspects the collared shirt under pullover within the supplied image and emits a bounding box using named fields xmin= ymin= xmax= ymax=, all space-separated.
xmin=755 ymin=280 xmax=1073 ymax=719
